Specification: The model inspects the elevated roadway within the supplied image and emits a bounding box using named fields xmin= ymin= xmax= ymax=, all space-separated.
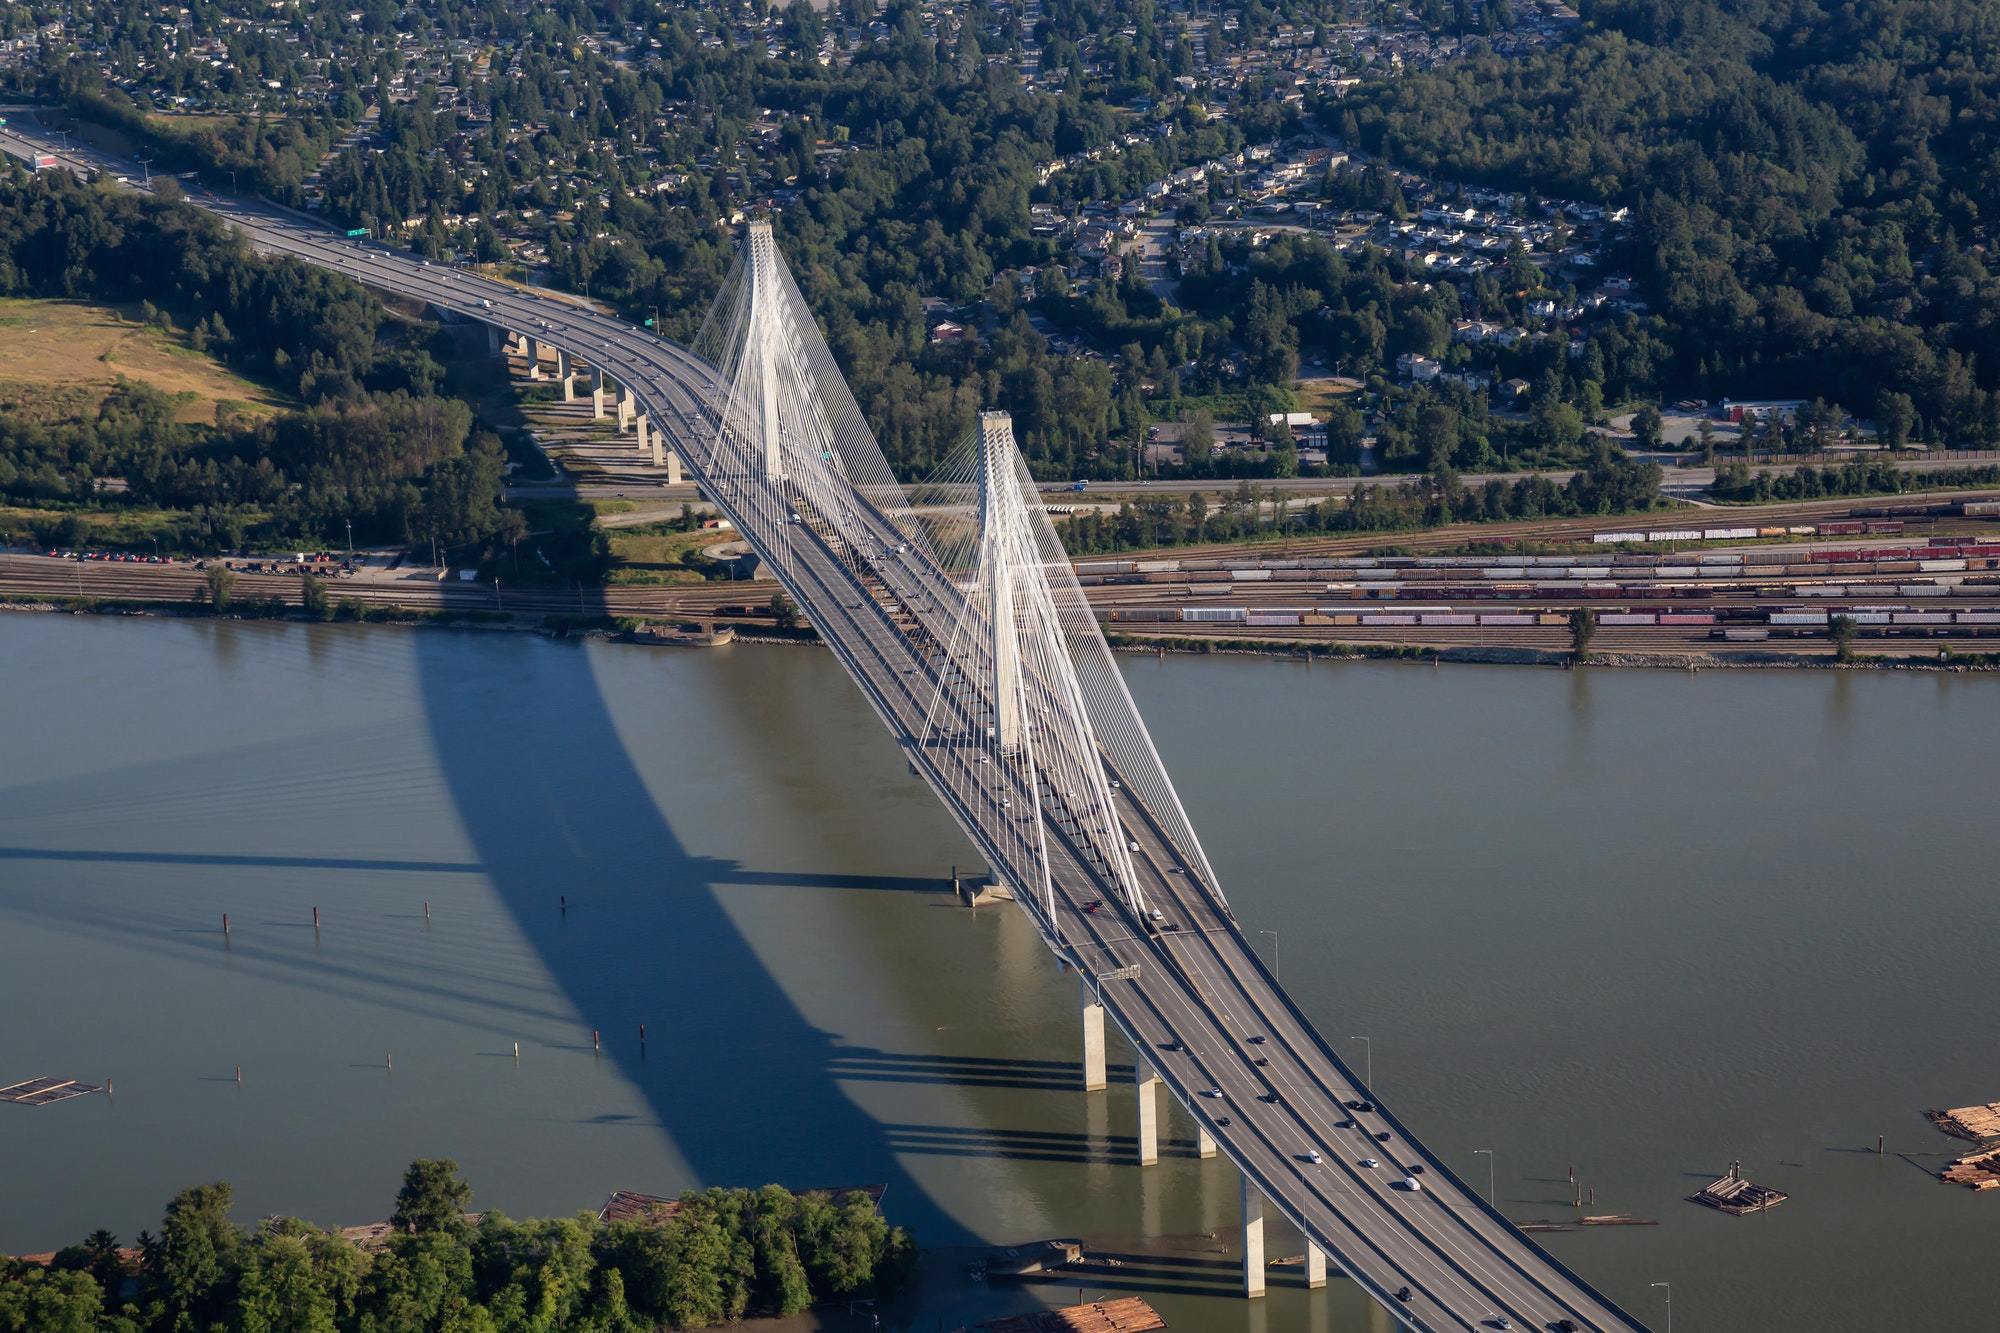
xmin=0 ymin=120 xmax=1648 ymax=1332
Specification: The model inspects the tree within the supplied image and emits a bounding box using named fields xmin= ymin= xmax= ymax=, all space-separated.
xmin=389 ymin=1160 xmax=470 ymax=1236
xmin=1877 ymin=392 xmax=1916 ymax=449
xmin=1631 ymin=403 xmax=1663 ymax=451
xmin=158 ymin=1182 xmax=242 ymax=1333
xmin=1568 ymin=607 xmax=1597 ymax=662
xmin=1830 ymin=613 xmax=1858 ymax=662
xmin=1182 ymin=410 xmax=1214 ymax=467
xmin=768 ymin=591 xmax=798 ymax=630
xmin=299 ymin=572 xmax=329 ymax=620
xmin=204 ymin=563 xmax=236 ymax=612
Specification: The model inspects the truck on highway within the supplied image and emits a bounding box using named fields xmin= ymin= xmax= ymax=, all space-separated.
xmin=31 ymin=154 xmax=57 ymax=169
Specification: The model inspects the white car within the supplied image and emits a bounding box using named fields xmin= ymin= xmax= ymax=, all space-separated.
xmin=1359 ymin=1158 xmax=1379 ymax=1169
xmin=1202 ymin=1087 xmax=1223 ymax=1099
xmin=1399 ymin=1177 xmax=1422 ymax=1192
xmin=1304 ymin=1149 xmax=1322 ymax=1164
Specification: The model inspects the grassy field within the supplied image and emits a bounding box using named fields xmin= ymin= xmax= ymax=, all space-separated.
xmin=0 ymin=299 xmax=288 ymax=423
xmin=604 ymin=525 xmax=736 ymax=585
xmin=1292 ymin=378 xmax=1361 ymax=417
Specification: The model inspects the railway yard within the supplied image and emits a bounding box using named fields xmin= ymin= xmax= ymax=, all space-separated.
xmin=7 ymin=493 xmax=2000 ymax=664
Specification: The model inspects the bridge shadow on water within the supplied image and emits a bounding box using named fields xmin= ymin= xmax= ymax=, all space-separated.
xmin=410 ymin=631 xmax=971 ymax=1244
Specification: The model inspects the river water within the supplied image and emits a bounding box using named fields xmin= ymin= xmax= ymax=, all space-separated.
xmin=2 ymin=614 xmax=1996 ymax=1332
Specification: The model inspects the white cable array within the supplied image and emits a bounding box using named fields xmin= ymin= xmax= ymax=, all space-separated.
xmin=914 ymin=413 xmax=1158 ymax=926
xmin=688 ymin=221 xmax=1225 ymax=908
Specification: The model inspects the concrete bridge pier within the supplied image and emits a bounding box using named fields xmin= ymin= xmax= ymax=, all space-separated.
xmin=486 ymin=323 xmax=502 ymax=355
xmin=636 ymin=413 xmax=651 ymax=459
xmin=1242 ymin=1177 xmax=1265 ymax=1298
xmin=593 ymin=385 xmax=607 ymax=420
xmin=525 ymin=336 xmax=543 ymax=379
xmin=1306 ymin=1240 xmax=1326 ymax=1289
xmin=1198 ymin=1123 xmax=1217 ymax=1157
xmin=619 ymin=394 xmax=635 ymax=432
xmin=1080 ymin=984 xmax=1106 ymax=1091
xmin=664 ymin=450 xmax=683 ymax=484
xmin=1135 ymin=1059 xmax=1158 ymax=1165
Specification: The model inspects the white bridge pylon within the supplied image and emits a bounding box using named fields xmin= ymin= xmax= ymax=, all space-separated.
xmin=689 ymin=221 xmax=1226 ymax=930
xmin=916 ymin=413 xmax=1155 ymax=929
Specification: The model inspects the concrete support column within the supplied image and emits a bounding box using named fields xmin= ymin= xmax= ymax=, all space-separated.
xmin=593 ymin=386 xmax=606 ymax=420
xmin=557 ymin=348 xmax=571 ymax=379
xmin=1306 ymin=1241 xmax=1326 ymax=1289
xmin=1198 ymin=1124 xmax=1217 ymax=1158
xmin=1080 ymin=984 xmax=1106 ymax=1092
xmin=594 ymin=364 xmax=606 ymax=391
xmin=486 ymin=323 xmax=502 ymax=355
xmin=563 ymin=374 xmax=576 ymax=402
xmin=1135 ymin=1060 xmax=1158 ymax=1166
xmin=1242 ymin=1177 xmax=1265 ymax=1298
xmin=525 ymin=336 xmax=542 ymax=379
xmin=665 ymin=450 xmax=683 ymax=485
xmin=619 ymin=396 xmax=634 ymax=432
xmin=650 ymin=428 xmax=665 ymax=469
xmin=635 ymin=413 xmax=650 ymax=456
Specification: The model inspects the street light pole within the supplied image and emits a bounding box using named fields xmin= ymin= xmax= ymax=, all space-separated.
xmin=1651 ymin=1282 xmax=1671 ymax=1333
xmin=345 ymin=518 xmax=353 ymax=563
xmin=1258 ymin=929 xmax=1279 ymax=982
xmin=1473 ymin=1149 xmax=1494 ymax=1207
xmin=1349 ymin=1035 xmax=1371 ymax=1088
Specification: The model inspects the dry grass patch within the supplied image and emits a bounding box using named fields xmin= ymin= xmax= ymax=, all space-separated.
xmin=0 ymin=299 xmax=287 ymax=422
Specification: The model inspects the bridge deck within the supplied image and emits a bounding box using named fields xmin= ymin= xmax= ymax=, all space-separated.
xmin=0 ymin=122 xmax=1647 ymax=1333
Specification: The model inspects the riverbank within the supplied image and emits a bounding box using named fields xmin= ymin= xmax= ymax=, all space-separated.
xmin=1106 ymin=633 xmax=2000 ymax=671
xmin=7 ymin=598 xmax=1996 ymax=671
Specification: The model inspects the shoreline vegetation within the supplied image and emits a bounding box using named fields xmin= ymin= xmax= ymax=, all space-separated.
xmin=5 ymin=596 xmax=1995 ymax=672
xmin=0 ymin=1161 xmax=914 ymax=1333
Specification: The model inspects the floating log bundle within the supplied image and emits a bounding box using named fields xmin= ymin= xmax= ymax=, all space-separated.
xmin=0 ymin=1076 xmax=101 ymax=1106
xmin=1925 ymin=1102 xmax=2000 ymax=1143
xmin=1690 ymin=1162 xmax=1789 ymax=1215
xmin=974 ymin=1297 xmax=1165 ymax=1333
xmin=1940 ymin=1148 xmax=2000 ymax=1190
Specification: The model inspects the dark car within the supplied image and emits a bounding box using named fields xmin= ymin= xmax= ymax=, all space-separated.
xmin=1395 ymin=1287 xmax=1412 ymax=1304
xmin=1376 ymin=1131 xmax=1392 ymax=1142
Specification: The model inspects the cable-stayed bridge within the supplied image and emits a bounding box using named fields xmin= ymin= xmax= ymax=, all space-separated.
xmin=0 ymin=124 xmax=1646 ymax=1333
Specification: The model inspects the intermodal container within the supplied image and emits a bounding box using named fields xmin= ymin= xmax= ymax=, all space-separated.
xmin=1182 ymin=607 xmax=1246 ymax=622
xmin=1420 ymin=614 xmax=1476 ymax=626
xmin=1893 ymin=612 xmax=1951 ymax=624
xmin=1361 ymin=615 xmax=1417 ymax=626
xmin=1661 ymin=613 xmax=1717 ymax=624
xmin=1600 ymin=614 xmax=1656 ymax=625
xmin=1479 ymin=614 xmax=1535 ymax=625
xmin=1244 ymin=614 xmax=1300 ymax=627
xmin=1769 ymin=613 xmax=1829 ymax=626
xmin=1231 ymin=568 xmax=1272 ymax=581
xmin=1954 ymin=612 xmax=2000 ymax=624
xmin=1920 ymin=559 xmax=1968 ymax=572
xmin=1819 ymin=521 xmax=1866 ymax=536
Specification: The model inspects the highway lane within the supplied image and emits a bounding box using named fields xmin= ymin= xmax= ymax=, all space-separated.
xmin=0 ymin=122 xmax=1648 ymax=1331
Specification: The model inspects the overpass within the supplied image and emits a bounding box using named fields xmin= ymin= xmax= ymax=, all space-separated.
xmin=0 ymin=121 xmax=1650 ymax=1333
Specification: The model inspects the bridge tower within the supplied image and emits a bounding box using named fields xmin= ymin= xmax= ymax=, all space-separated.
xmin=743 ymin=219 xmax=786 ymax=479
xmin=977 ymin=412 xmax=1025 ymax=756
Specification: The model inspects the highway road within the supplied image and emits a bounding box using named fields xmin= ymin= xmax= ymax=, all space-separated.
xmin=0 ymin=119 xmax=1649 ymax=1331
